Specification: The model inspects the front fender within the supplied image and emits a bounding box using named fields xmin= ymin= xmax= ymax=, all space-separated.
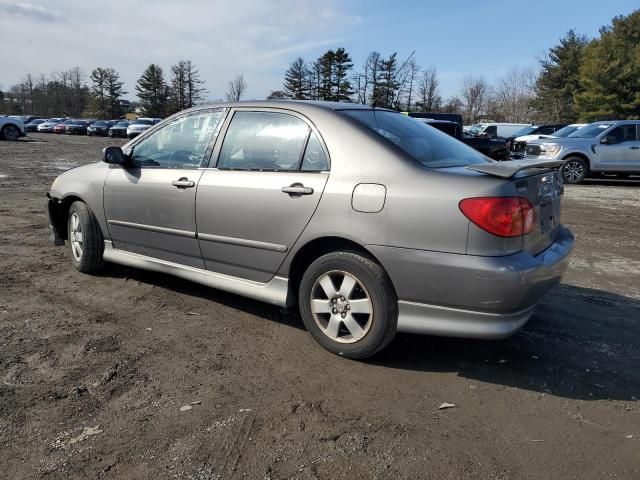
xmin=48 ymin=162 xmax=111 ymax=241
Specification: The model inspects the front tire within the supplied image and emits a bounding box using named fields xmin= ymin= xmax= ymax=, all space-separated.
xmin=1 ymin=125 xmax=20 ymax=141
xmin=67 ymin=201 xmax=105 ymax=273
xmin=562 ymin=157 xmax=588 ymax=184
xmin=299 ymin=251 xmax=397 ymax=359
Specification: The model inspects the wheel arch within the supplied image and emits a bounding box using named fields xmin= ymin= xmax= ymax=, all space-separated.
xmin=52 ymin=194 xmax=88 ymax=240
xmin=1 ymin=122 xmax=23 ymax=137
xmin=562 ymin=151 xmax=591 ymax=166
xmin=286 ymin=236 xmax=396 ymax=299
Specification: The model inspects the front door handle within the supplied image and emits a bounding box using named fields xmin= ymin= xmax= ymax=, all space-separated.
xmin=630 ymin=146 xmax=639 ymax=150
xmin=172 ymin=177 xmax=195 ymax=189
xmin=281 ymin=184 xmax=314 ymax=196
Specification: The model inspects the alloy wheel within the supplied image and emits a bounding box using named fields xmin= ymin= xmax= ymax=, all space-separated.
xmin=3 ymin=126 xmax=19 ymax=141
xmin=563 ymin=160 xmax=584 ymax=183
xmin=309 ymin=270 xmax=373 ymax=343
xmin=69 ymin=212 xmax=83 ymax=261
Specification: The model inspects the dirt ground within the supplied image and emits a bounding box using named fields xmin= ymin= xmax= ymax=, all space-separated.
xmin=1 ymin=133 xmax=639 ymax=480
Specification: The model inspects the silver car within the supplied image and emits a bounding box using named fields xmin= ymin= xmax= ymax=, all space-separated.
xmin=47 ymin=101 xmax=574 ymax=359
xmin=526 ymin=120 xmax=640 ymax=184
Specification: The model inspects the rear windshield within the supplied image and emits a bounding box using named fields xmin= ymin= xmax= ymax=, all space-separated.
xmin=134 ymin=119 xmax=153 ymax=125
xmin=342 ymin=110 xmax=488 ymax=168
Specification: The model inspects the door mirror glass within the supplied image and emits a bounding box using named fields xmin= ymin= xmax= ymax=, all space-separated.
xmin=102 ymin=146 xmax=127 ymax=165
xmin=601 ymin=135 xmax=614 ymax=145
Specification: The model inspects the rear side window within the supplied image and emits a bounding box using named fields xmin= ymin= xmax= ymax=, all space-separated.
xmin=301 ymin=132 xmax=328 ymax=171
xmin=342 ymin=110 xmax=487 ymax=168
xmin=218 ymin=111 xmax=309 ymax=171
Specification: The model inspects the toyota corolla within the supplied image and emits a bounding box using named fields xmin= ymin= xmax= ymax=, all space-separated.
xmin=46 ymin=101 xmax=574 ymax=359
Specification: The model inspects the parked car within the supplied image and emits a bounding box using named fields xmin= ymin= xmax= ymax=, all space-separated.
xmin=53 ymin=119 xmax=75 ymax=134
xmin=0 ymin=116 xmax=25 ymax=141
xmin=108 ymin=121 xmax=130 ymax=138
xmin=126 ymin=118 xmax=161 ymax=138
xmin=526 ymin=120 xmax=640 ymax=184
xmin=37 ymin=119 xmax=65 ymax=133
xmin=47 ymin=101 xmax=573 ymax=359
xmin=418 ymin=119 xmax=511 ymax=160
xmin=467 ymin=122 xmax=532 ymax=139
xmin=511 ymin=124 xmax=567 ymax=152
xmin=66 ymin=120 xmax=93 ymax=135
xmin=24 ymin=118 xmax=47 ymax=133
xmin=87 ymin=120 xmax=115 ymax=136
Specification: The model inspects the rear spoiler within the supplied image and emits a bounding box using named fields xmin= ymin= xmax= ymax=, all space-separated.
xmin=466 ymin=159 xmax=564 ymax=179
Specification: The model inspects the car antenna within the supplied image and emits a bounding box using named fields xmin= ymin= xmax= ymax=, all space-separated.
xmin=371 ymin=50 xmax=416 ymax=110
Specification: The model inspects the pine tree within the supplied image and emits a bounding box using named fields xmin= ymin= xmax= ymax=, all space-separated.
xmin=331 ymin=48 xmax=353 ymax=102
xmin=105 ymin=68 xmax=126 ymax=119
xmin=283 ymin=58 xmax=309 ymax=99
xmin=90 ymin=67 xmax=109 ymax=118
xmin=575 ymin=11 xmax=640 ymax=121
xmin=532 ymin=30 xmax=588 ymax=122
xmin=375 ymin=53 xmax=399 ymax=108
xmin=169 ymin=60 xmax=205 ymax=114
xmin=135 ymin=64 xmax=168 ymax=117
xmin=318 ymin=50 xmax=335 ymax=100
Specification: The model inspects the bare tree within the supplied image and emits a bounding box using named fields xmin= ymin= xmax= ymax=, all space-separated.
xmin=418 ymin=66 xmax=441 ymax=112
xmin=492 ymin=67 xmax=537 ymax=122
xmin=402 ymin=59 xmax=420 ymax=111
xmin=460 ymin=75 xmax=489 ymax=124
xmin=225 ymin=74 xmax=247 ymax=102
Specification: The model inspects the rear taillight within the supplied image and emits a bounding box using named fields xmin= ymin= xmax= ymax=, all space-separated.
xmin=459 ymin=197 xmax=535 ymax=238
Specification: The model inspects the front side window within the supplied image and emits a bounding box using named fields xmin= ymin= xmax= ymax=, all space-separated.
xmin=131 ymin=109 xmax=226 ymax=168
xmin=217 ymin=111 xmax=310 ymax=171
xmin=605 ymin=125 xmax=637 ymax=144
xmin=342 ymin=110 xmax=487 ymax=168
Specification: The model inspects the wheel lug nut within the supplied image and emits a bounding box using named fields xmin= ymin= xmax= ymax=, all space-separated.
xmin=332 ymin=298 xmax=337 ymax=303
xmin=341 ymin=312 xmax=346 ymax=318
xmin=340 ymin=296 xmax=345 ymax=301
xmin=332 ymin=308 xmax=337 ymax=314
xmin=346 ymin=305 xmax=351 ymax=310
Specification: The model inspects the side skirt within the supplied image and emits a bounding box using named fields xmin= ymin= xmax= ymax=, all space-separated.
xmin=103 ymin=240 xmax=293 ymax=307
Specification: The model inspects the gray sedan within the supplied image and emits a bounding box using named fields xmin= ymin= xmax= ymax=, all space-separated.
xmin=47 ymin=101 xmax=573 ymax=359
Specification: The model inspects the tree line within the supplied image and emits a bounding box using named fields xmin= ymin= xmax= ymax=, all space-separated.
xmin=0 ymin=60 xmax=214 ymax=119
xmin=272 ymin=9 xmax=639 ymax=124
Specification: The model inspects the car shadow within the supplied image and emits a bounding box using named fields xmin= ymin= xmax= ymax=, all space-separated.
xmin=581 ymin=176 xmax=640 ymax=187
xmin=373 ymin=284 xmax=640 ymax=401
xmin=98 ymin=263 xmax=639 ymax=401
xmin=96 ymin=262 xmax=304 ymax=331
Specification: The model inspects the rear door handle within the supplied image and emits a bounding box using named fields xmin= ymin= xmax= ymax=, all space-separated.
xmin=281 ymin=184 xmax=314 ymax=196
xmin=172 ymin=177 xmax=195 ymax=189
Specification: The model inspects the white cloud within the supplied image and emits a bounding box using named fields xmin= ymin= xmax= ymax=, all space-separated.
xmin=0 ymin=0 xmax=361 ymax=99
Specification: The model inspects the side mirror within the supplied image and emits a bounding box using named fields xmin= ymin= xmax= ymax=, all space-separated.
xmin=102 ymin=146 xmax=128 ymax=165
xmin=601 ymin=135 xmax=615 ymax=145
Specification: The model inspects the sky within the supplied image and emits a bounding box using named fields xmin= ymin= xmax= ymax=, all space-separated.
xmin=0 ymin=0 xmax=638 ymax=101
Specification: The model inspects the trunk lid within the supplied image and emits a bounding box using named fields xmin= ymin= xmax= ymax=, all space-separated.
xmin=466 ymin=159 xmax=565 ymax=255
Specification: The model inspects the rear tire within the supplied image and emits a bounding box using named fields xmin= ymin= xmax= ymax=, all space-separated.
xmin=1 ymin=125 xmax=20 ymax=141
xmin=562 ymin=157 xmax=588 ymax=184
xmin=299 ymin=251 xmax=397 ymax=359
xmin=67 ymin=201 xmax=105 ymax=273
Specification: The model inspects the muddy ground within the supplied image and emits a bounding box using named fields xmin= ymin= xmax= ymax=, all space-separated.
xmin=0 ymin=133 xmax=639 ymax=480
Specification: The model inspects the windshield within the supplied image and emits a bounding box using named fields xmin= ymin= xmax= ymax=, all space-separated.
xmin=568 ymin=123 xmax=612 ymax=138
xmin=513 ymin=126 xmax=537 ymax=137
xmin=553 ymin=125 xmax=582 ymax=137
xmin=342 ymin=110 xmax=488 ymax=168
xmin=467 ymin=124 xmax=485 ymax=135
xmin=134 ymin=119 xmax=153 ymax=125
xmin=116 ymin=122 xmax=129 ymax=127
xmin=93 ymin=121 xmax=107 ymax=126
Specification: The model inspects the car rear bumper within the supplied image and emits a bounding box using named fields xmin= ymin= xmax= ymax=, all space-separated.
xmin=368 ymin=225 xmax=574 ymax=339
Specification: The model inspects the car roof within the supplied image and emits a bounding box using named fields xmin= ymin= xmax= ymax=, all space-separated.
xmin=179 ymin=100 xmax=388 ymax=117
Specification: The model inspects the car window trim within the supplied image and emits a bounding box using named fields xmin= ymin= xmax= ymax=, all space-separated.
xmin=202 ymin=106 xmax=331 ymax=172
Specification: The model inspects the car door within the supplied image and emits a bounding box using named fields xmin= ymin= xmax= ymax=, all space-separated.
xmin=103 ymin=108 xmax=227 ymax=268
xmin=596 ymin=124 xmax=640 ymax=171
xmin=196 ymin=109 xmax=330 ymax=283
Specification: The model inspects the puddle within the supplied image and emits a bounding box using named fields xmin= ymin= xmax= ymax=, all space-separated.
xmin=0 ymin=174 xmax=7 ymax=178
